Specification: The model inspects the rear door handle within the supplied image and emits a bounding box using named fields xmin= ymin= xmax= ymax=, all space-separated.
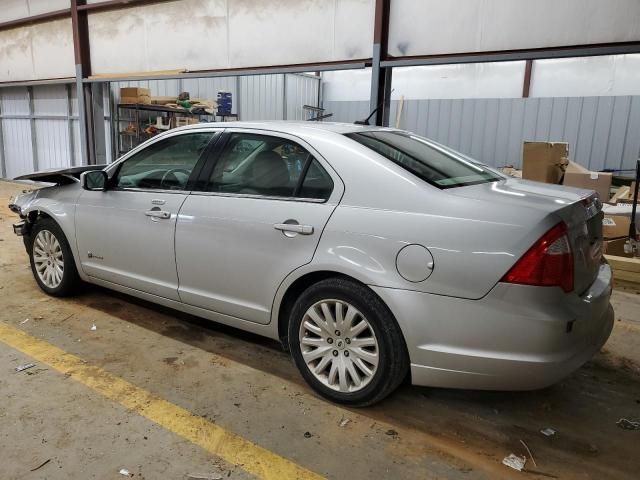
xmin=274 ymin=223 xmax=314 ymax=235
xmin=145 ymin=209 xmax=171 ymax=219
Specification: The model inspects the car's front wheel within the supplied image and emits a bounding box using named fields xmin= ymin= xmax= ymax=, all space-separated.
xmin=28 ymin=218 xmax=80 ymax=296
xmin=288 ymin=278 xmax=409 ymax=406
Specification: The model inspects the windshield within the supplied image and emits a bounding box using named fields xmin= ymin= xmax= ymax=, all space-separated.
xmin=346 ymin=131 xmax=503 ymax=189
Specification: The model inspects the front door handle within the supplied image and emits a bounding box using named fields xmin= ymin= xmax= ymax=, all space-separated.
xmin=274 ymin=223 xmax=314 ymax=235
xmin=145 ymin=209 xmax=171 ymax=219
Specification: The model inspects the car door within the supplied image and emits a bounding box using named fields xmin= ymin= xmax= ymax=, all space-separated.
xmin=75 ymin=130 xmax=219 ymax=300
xmin=175 ymin=130 xmax=344 ymax=324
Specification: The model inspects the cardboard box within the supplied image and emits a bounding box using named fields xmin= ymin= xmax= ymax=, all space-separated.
xmin=602 ymin=215 xmax=631 ymax=240
xmin=522 ymin=142 xmax=569 ymax=184
xmin=120 ymin=87 xmax=150 ymax=97
xmin=120 ymin=87 xmax=151 ymax=104
xmin=603 ymin=238 xmax=633 ymax=257
xmin=562 ymin=161 xmax=612 ymax=200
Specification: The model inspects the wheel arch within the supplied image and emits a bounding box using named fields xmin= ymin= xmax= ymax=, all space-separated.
xmin=274 ymin=268 xmax=398 ymax=351
xmin=23 ymin=205 xmax=83 ymax=276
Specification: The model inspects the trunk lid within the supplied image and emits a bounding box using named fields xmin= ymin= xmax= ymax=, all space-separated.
xmin=450 ymin=178 xmax=603 ymax=295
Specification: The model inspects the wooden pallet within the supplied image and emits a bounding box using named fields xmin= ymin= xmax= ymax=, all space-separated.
xmin=605 ymin=255 xmax=640 ymax=284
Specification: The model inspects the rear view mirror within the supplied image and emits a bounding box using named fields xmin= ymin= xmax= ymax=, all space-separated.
xmin=81 ymin=170 xmax=108 ymax=191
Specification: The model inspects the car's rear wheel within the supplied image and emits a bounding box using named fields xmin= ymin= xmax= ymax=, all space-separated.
xmin=288 ymin=277 xmax=409 ymax=406
xmin=28 ymin=218 xmax=80 ymax=296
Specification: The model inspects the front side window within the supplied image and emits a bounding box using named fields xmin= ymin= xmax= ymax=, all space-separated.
xmin=204 ymin=133 xmax=333 ymax=201
xmin=346 ymin=131 xmax=502 ymax=188
xmin=115 ymin=132 xmax=213 ymax=190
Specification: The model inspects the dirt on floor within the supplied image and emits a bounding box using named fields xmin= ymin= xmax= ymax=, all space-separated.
xmin=1 ymin=179 xmax=639 ymax=480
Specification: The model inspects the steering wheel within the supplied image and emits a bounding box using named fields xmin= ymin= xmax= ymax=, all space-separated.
xmin=160 ymin=168 xmax=191 ymax=189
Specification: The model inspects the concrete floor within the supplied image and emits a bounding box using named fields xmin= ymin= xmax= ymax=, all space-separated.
xmin=1 ymin=179 xmax=639 ymax=480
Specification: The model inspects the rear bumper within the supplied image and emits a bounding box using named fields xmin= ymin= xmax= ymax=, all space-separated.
xmin=372 ymin=262 xmax=614 ymax=390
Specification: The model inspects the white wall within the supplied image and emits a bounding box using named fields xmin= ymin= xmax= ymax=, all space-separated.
xmin=0 ymin=18 xmax=75 ymax=82
xmin=531 ymin=54 xmax=640 ymax=97
xmin=322 ymin=55 xmax=640 ymax=102
xmin=388 ymin=0 xmax=640 ymax=57
xmin=89 ymin=0 xmax=374 ymax=75
xmin=0 ymin=0 xmax=69 ymax=23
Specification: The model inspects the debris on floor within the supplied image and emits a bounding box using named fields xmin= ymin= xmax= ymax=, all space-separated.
xmin=119 ymin=468 xmax=132 ymax=476
xmin=90 ymin=324 xmax=97 ymax=331
xmin=616 ymin=418 xmax=640 ymax=430
xmin=30 ymin=458 xmax=51 ymax=472
xmin=20 ymin=318 xmax=29 ymax=324
xmin=339 ymin=417 xmax=351 ymax=427
xmin=519 ymin=439 xmax=537 ymax=468
xmin=385 ymin=429 xmax=399 ymax=437
xmin=540 ymin=428 xmax=556 ymax=437
xmin=186 ymin=473 xmax=223 ymax=480
xmin=502 ymin=453 xmax=526 ymax=471
xmin=15 ymin=363 xmax=36 ymax=373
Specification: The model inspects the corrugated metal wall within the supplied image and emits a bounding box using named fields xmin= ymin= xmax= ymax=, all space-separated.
xmin=323 ymin=96 xmax=640 ymax=172
xmin=286 ymin=74 xmax=321 ymax=120
xmin=0 ymin=73 xmax=321 ymax=178
xmin=239 ymin=75 xmax=285 ymax=120
xmin=110 ymin=73 xmax=319 ymax=121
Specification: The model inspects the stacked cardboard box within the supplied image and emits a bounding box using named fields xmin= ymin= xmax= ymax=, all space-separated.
xmin=522 ymin=142 xmax=569 ymax=184
xmin=120 ymin=87 xmax=151 ymax=104
xmin=562 ymin=161 xmax=612 ymax=201
xmin=521 ymin=142 xmax=613 ymax=200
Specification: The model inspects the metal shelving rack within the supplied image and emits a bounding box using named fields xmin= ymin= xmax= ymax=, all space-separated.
xmin=116 ymin=103 xmax=239 ymax=155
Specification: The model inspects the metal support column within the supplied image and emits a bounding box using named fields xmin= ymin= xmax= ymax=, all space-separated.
xmin=0 ymin=93 xmax=5 ymax=178
xmin=65 ymin=84 xmax=76 ymax=167
xmin=71 ymin=0 xmax=92 ymax=165
xmin=26 ymin=86 xmax=38 ymax=171
xmin=91 ymin=83 xmax=107 ymax=165
xmin=282 ymin=74 xmax=288 ymax=120
xmin=522 ymin=60 xmax=533 ymax=98
xmin=370 ymin=0 xmax=391 ymax=126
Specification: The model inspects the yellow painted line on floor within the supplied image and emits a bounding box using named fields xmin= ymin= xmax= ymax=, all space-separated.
xmin=0 ymin=322 xmax=324 ymax=480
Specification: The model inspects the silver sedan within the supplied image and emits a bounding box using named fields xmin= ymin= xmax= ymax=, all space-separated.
xmin=9 ymin=122 xmax=614 ymax=406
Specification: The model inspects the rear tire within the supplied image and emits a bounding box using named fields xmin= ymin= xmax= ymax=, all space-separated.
xmin=28 ymin=218 xmax=80 ymax=297
xmin=288 ymin=277 xmax=409 ymax=406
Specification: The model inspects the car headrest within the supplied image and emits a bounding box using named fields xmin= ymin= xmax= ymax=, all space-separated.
xmin=251 ymin=151 xmax=289 ymax=189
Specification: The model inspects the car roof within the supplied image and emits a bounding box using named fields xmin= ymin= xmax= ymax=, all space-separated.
xmin=176 ymin=120 xmax=396 ymax=137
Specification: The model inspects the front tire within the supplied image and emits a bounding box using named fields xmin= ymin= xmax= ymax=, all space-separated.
xmin=288 ymin=278 xmax=409 ymax=406
xmin=28 ymin=218 xmax=80 ymax=296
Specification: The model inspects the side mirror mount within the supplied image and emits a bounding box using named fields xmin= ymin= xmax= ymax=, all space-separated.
xmin=81 ymin=170 xmax=108 ymax=191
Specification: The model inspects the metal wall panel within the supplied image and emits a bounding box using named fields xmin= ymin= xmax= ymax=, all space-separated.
xmin=325 ymin=96 xmax=640 ymax=172
xmin=33 ymin=85 xmax=68 ymax=115
xmin=2 ymin=119 xmax=33 ymax=178
xmin=0 ymin=87 xmax=30 ymax=115
xmin=34 ymin=119 xmax=70 ymax=170
xmin=322 ymin=100 xmax=370 ymax=125
xmin=285 ymin=74 xmax=321 ymax=120
xmin=239 ymin=75 xmax=285 ymax=121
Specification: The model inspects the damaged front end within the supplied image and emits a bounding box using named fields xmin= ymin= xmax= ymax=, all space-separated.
xmin=8 ymin=190 xmax=38 ymax=239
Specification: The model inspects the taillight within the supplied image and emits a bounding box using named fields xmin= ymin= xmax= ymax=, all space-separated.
xmin=501 ymin=222 xmax=574 ymax=293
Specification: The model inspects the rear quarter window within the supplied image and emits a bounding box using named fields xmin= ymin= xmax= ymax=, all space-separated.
xmin=346 ymin=131 xmax=502 ymax=189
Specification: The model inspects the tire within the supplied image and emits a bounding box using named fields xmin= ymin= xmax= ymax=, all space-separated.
xmin=288 ymin=277 xmax=409 ymax=406
xmin=28 ymin=217 xmax=81 ymax=297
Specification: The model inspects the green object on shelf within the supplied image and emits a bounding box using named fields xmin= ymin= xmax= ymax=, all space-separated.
xmin=177 ymin=100 xmax=192 ymax=109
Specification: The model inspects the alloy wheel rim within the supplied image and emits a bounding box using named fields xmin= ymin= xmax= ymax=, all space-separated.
xmin=299 ymin=299 xmax=379 ymax=393
xmin=33 ymin=230 xmax=64 ymax=289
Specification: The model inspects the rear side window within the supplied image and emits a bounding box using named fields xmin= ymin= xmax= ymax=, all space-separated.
xmin=346 ymin=131 xmax=501 ymax=188
xmin=202 ymin=132 xmax=333 ymax=201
